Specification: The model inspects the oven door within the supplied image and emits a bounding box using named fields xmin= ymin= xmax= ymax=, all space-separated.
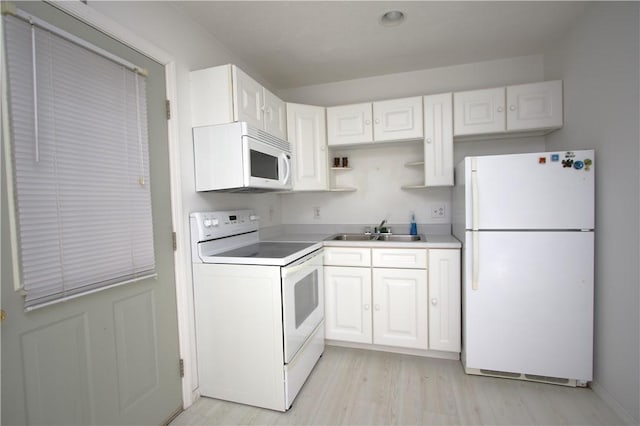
xmin=281 ymin=249 xmax=324 ymax=363
xmin=243 ymin=136 xmax=292 ymax=190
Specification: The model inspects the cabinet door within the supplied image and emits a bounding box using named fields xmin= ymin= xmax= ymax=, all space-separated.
xmin=327 ymin=103 xmax=373 ymax=146
xmin=506 ymin=80 xmax=563 ymax=131
xmin=189 ymin=65 xmax=234 ymax=127
xmin=453 ymin=87 xmax=505 ymax=136
xmin=232 ymin=65 xmax=264 ymax=130
xmin=373 ymin=96 xmax=424 ymax=142
xmin=372 ymin=268 xmax=428 ymax=350
xmin=286 ymin=103 xmax=328 ymax=191
xmin=423 ymin=93 xmax=453 ymax=187
xmin=264 ymin=88 xmax=287 ymax=140
xmin=428 ymin=249 xmax=461 ymax=353
xmin=324 ymin=266 xmax=372 ymax=343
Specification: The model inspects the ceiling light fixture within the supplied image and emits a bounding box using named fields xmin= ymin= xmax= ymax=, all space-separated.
xmin=380 ymin=10 xmax=405 ymax=27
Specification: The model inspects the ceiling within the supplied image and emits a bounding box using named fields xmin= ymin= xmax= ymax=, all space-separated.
xmin=172 ymin=1 xmax=588 ymax=90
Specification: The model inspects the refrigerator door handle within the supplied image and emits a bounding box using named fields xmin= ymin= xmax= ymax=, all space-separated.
xmin=471 ymin=158 xmax=479 ymax=290
xmin=472 ymin=231 xmax=479 ymax=290
xmin=471 ymin=158 xmax=479 ymax=230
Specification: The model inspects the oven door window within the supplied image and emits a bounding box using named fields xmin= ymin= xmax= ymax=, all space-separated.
xmin=250 ymin=149 xmax=279 ymax=180
xmin=294 ymin=270 xmax=318 ymax=328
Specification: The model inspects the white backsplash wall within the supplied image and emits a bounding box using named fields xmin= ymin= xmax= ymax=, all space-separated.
xmin=281 ymin=143 xmax=450 ymax=227
xmin=281 ymin=137 xmax=546 ymax=227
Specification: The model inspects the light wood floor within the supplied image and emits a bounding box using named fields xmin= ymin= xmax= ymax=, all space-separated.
xmin=171 ymin=345 xmax=624 ymax=425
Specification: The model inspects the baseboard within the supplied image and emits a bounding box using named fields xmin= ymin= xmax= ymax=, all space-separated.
xmin=325 ymin=340 xmax=460 ymax=361
xmin=591 ymin=381 xmax=639 ymax=426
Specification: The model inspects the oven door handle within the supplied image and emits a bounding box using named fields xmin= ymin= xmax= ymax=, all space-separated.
xmin=282 ymin=249 xmax=323 ymax=277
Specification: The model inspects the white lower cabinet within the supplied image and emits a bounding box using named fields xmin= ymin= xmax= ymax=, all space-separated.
xmin=324 ymin=247 xmax=451 ymax=353
xmin=428 ymin=249 xmax=461 ymax=352
xmin=324 ymin=266 xmax=372 ymax=343
xmin=324 ymin=246 xmax=461 ymax=355
xmin=372 ymin=268 xmax=428 ymax=350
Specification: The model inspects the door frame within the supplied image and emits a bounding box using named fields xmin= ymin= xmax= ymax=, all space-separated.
xmin=48 ymin=0 xmax=194 ymax=408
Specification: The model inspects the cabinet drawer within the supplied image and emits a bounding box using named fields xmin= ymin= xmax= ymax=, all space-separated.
xmin=371 ymin=248 xmax=427 ymax=269
xmin=324 ymin=247 xmax=371 ymax=267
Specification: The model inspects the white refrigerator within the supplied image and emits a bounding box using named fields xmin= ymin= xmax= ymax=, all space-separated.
xmin=452 ymin=150 xmax=594 ymax=385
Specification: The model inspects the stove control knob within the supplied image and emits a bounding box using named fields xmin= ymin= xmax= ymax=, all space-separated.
xmin=249 ymin=215 xmax=259 ymax=221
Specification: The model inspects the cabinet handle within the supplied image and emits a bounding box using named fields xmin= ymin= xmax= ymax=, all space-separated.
xmin=426 ymin=138 xmax=432 ymax=144
xmin=374 ymin=304 xmax=380 ymax=311
xmin=374 ymin=119 xmax=380 ymax=125
xmin=431 ymin=298 xmax=438 ymax=306
xmin=364 ymin=304 xmax=370 ymax=311
xmin=497 ymin=106 xmax=504 ymax=113
xmin=365 ymin=119 xmax=371 ymax=125
xmin=509 ymin=105 xmax=516 ymax=111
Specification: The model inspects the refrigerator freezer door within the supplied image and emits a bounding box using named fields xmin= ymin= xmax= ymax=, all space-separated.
xmin=463 ymin=230 xmax=593 ymax=381
xmin=465 ymin=150 xmax=594 ymax=230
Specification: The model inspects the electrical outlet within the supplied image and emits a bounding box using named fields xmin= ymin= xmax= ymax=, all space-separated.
xmin=313 ymin=206 xmax=321 ymax=219
xmin=431 ymin=204 xmax=446 ymax=218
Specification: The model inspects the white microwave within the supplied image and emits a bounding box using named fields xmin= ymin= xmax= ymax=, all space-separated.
xmin=193 ymin=122 xmax=292 ymax=192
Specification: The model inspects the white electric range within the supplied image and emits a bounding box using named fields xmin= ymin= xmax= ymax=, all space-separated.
xmin=190 ymin=210 xmax=324 ymax=412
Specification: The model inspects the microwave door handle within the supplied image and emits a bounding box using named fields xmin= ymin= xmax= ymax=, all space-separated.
xmin=281 ymin=152 xmax=291 ymax=184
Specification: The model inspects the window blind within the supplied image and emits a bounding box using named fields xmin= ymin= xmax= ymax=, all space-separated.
xmin=3 ymin=14 xmax=156 ymax=310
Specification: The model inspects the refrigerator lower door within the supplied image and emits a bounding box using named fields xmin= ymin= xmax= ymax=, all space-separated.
xmin=463 ymin=230 xmax=593 ymax=381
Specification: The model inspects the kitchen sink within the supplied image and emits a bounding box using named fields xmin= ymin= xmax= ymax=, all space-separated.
xmin=329 ymin=233 xmax=424 ymax=242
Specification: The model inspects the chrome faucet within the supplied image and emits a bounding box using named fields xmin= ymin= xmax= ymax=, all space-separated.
xmin=376 ymin=219 xmax=387 ymax=233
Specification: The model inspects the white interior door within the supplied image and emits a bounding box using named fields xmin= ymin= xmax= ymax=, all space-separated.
xmin=1 ymin=3 xmax=182 ymax=424
xmin=463 ymin=230 xmax=594 ymax=380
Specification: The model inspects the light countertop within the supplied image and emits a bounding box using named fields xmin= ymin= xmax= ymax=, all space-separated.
xmin=263 ymin=231 xmax=461 ymax=249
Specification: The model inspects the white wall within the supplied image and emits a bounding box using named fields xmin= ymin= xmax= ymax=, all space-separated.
xmin=280 ymin=56 xmax=547 ymax=228
xmin=544 ymin=3 xmax=639 ymax=424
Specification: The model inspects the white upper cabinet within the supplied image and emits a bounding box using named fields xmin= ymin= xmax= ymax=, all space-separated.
xmin=373 ymin=96 xmax=424 ymax=142
xmin=423 ymin=93 xmax=454 ymax=187
xmin=453 ymin=87 xmax=505 ymax=136
xmin=190 ymin=64 xmax=287 ymax=140
xmin=263 ymin=87 xmax=287 ymax=140
xmin=286 ymin=103 xmax=328 ymax=191
xmin=506 ymin=80 xmax=563 ymax=131
xmin=232 ymin=65 xmax=264 ymax=129
xmin=327 ymin=103 xmax=373 ymax=146
xmin=453 ymin=80 xmax=563 ymax=138
xmin=327 ymin=97 xmax=423 ymax=146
